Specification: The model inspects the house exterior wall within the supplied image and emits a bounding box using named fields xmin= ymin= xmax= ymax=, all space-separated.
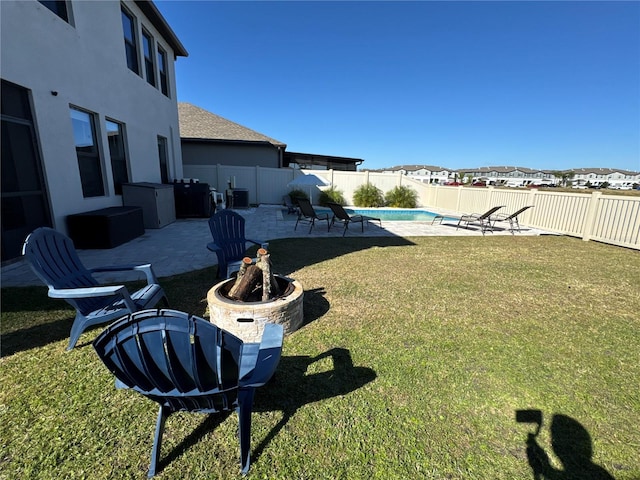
xmin=181 ymin=141 xmax=281 ymax=169
xmin=1 ymin=0 xmax=183 ymax=235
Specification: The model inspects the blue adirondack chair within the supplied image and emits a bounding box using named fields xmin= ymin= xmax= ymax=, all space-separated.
xmin=93 ymin=309 xmax=284 ymax=477
xmin=21 ymin=227 xmax=168 ymax=350
xmin=207 ymin=210 xmax=264 ymax=278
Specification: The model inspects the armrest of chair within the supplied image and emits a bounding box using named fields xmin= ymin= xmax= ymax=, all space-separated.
xmin=246 ymin=239 xmax=264 ymax=247
xmin=239 ymin=323 xmax=284 ymax=387
xmin=91 ymin=263 xmax=159 ymax=284
xmin=48 ymin=285 xmax=137 ymax=311
xmin=206 ymin=242 xmax=222 ymax=253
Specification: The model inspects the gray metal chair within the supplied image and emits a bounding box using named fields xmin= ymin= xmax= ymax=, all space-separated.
xmin=283 ymin=194 xmax=299 ymax=215
xmin=22 ymin=227 xmax=168 ymax=350
xmin=294 ymin=198 xmax=330 ymax=233
xmin=455 ymin=205 xmax=505 ymax=235
xmin=327 ymin=202 xmax=381 ymax=236
xmin=491 ymin=205 xmax=534 ymax=234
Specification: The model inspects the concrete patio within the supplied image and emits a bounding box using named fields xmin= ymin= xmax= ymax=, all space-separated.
xmin=1 ymin=204 xmax=551 ymax=287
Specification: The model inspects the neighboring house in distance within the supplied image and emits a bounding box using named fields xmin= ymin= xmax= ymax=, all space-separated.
xmin=572 ymin=168 xmax=640 ymax=189
xmin=369 ymin=165 xmax=451 ymax=184
xmin=179 ymin=103 xmax=287 ymax=168
xmin=179 ymin=103 xmax=363 ymax=171
xmin=457 ymin=166 xmax=557 ymax=186
xmin=0 ymin=0 xmax=187 ymax=260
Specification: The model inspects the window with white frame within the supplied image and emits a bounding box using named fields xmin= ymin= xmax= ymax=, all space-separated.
xmin=70 ymin=107 xmax=105 ymax=197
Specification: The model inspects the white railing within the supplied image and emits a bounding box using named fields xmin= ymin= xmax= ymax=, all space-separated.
xmin=183 ymin=165 xmax=640 ymax=250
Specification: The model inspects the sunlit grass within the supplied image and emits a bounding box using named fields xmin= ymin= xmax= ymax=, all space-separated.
xmin=1 ymin=236 xmax=638 ymax=479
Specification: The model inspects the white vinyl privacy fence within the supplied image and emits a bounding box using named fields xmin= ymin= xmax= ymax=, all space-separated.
xmin=183 ymin=164 xmax=640 ymax=250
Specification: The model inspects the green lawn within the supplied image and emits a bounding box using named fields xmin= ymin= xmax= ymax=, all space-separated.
xmin=1 ymin=236 xmax=639 ymax=479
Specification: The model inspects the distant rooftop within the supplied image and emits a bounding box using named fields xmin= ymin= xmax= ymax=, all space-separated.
xmin=366 ymin=164 xmax=639 ymax=175
xmin=178 ymin=103 xmax=286 ymax=148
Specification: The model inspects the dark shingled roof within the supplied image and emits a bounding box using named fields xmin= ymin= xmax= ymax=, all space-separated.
xmin=178 ymin=103 xmax=286 ymax=148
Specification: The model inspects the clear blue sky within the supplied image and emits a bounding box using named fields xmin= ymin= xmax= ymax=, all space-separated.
xmin=156 ymin=1 xmax=640 ymax=172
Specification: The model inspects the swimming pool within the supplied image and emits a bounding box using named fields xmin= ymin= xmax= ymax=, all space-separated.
xmin=313 ymin=207 xmax=452 ymax=222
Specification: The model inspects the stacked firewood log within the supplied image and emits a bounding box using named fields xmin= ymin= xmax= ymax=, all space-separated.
xmin=227 ymin=249 xmax=280 ymax=302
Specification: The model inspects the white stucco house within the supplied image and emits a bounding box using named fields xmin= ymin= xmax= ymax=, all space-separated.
xmin=373 ymin=165 xmax=452 ymax=184
xmin=0 ymin=0 xmax=188 ymax=260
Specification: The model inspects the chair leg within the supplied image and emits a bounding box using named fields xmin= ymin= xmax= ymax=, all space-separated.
xmin=148 ymin=405 xmax=169 ymax=478
xmin=67 ymin=314 xmax=86 ymax=351
xmin=238 ymin=388 xmax=256 ymax=475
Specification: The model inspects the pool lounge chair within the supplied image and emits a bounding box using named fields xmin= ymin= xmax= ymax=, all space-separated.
xmin=491 ymin=205 xmax=534 ymax=234
xmin=283 ymin=194 xmax=299 ymax=215
xmin=327 ymin=203 xmax=382 ymax=236
xmin=454 ymin=205 xmax=505 ymax=235
xmin=295 ymin=198 xmax=330 ymax=233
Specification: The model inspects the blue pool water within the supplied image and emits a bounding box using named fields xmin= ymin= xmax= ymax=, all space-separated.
xmin=311 ymin=207 xmax=450 ymax=222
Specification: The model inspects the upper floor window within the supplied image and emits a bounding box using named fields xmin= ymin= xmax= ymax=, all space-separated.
xmin=70 ymin=107 xmax=105 ymax=197
xmin=157 ymin=46 xmax=169 ymax=97
xmin=39 ymin=1 xmax=69 ymax=22
xmin=142 ymin=29 xmax=156 ymax=87
xmin=121 ymin=7 xmax=139 ymax=74
xmin=106 ymin=119 xmax=129 ymax=195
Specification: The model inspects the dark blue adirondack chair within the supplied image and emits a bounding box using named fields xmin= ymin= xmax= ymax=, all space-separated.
xmin=22 ymin=227 xmax=168 ymax=350
xmin=93 ymin=309 xmax=284 ymax=477
xmin=207 ymin=210 xmax=264 ymax=278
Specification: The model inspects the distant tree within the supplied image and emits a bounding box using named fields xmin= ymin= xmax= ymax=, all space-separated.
xmin=552 ymin=170 xmax=575 ymax=187
xmin=563 ymin=171 xmax=576 ymax=187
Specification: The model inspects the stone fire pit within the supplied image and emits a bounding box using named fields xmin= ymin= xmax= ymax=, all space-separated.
xmin=207 ymin=275 xmax=304 ymax=343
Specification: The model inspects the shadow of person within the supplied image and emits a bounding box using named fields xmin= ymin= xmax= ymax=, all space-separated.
xmin=524 ymin=413 xmax=615 ymax=480
xmin=251 ymin=347 xmax=377 ymax=462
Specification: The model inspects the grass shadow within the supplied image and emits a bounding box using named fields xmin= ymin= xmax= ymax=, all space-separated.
xmin=0 ymin=314 xmax=75 ymax=356
xmin=251 ymin=347 xmax=377 ymax=462
xmin=158 ymin=410 xmax=233 ymax=473
xmin=301 ymin=287 xmax=330 ymax=328
xmin=144 ymin=348 xmax=375 ymax=475
xmin=265 ymin=237 xmax=416 ymax=277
